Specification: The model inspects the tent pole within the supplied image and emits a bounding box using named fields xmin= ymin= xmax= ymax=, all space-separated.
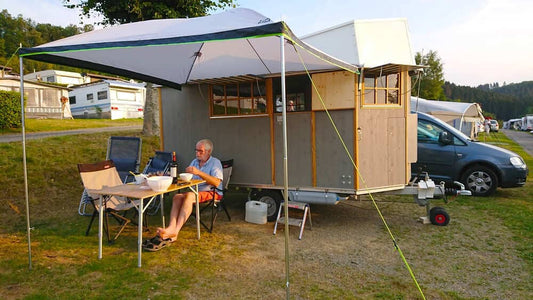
xmin=19 ymin=56 xmax=32 ymax=270
xmin=280 ymin=35 xmax=290 ymax=299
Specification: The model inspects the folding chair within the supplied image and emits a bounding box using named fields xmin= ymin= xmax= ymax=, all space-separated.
xmin=142 ymin=151 xmax=173 ymax=175
xmin=78 ymin=136 xmax=142 ymax=216
xmin=106 ymin=136 xmax=142 ymax=183
xmin=196 ymin=159 xmax=233 ymax=233
xmin=142 ymin=151 xmax=173 ymax=215
xmin=78 ymin=160 xmax=141 ymax=243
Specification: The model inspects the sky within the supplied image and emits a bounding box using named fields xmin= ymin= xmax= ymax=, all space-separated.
xmin=2 ymin=0 xmax=532 ymax=87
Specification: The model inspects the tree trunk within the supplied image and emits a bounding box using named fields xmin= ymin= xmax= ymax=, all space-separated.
xmin=142 ymin=83 xmax=160 ymax=136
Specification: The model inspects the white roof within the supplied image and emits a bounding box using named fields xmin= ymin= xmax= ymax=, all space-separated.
xmin=411 ymin=97 xmax=485 ymax=123
xmin=301 ymin=18 xmax=415 ymax=68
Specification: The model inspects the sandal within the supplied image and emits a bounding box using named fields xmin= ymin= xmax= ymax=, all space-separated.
xmin=142 ymin=235 xmax=174 ymax=252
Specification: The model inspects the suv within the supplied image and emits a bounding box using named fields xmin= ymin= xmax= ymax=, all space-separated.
xmin=412 ymin=112 xmax=528 ymax=196
xmin=489 ymin=120 xmax=499 ymax=132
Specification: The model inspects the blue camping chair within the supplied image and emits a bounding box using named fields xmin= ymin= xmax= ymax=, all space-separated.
xmin=142 ymin=151 xmax=173 ymax=215
xmin=106 ymin=136 xmax=142 ymax=183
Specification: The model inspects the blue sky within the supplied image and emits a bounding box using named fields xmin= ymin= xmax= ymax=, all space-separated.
xmin=2 ymin=0 xmax=532 ymax=87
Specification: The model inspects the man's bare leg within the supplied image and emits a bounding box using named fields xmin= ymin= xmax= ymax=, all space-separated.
xmin=158 ymin=192 xmax=196 ymax=240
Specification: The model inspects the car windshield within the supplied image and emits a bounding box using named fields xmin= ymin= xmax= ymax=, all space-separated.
xmin=417 ymin=112 xmax=471 ymax=141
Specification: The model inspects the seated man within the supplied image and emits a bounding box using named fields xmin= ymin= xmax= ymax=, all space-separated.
xmin=144 ymin=139 xmax=223 ymax=251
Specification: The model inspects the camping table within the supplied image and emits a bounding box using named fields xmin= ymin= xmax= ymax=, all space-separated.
xmin=88 ymin=179 xmax=205 ymax=267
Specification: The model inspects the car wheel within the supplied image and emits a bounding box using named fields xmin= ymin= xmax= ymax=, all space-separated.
xmin=461 ymin=165 xmax=498 ymax=196
xmin=429 ymin=206 xmax=450 ymax=226
xmin=255 ymin=190 xmax=282 ymax=221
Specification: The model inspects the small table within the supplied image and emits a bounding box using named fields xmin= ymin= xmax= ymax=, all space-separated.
xmin=88 ymin=179 xmax=205 ymax=267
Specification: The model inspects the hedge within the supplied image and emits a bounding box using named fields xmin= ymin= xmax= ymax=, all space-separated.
xmin=0 ymin=90 xmax=23 ymax=129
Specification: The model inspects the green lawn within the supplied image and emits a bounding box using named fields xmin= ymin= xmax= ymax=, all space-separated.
xmin=0 ymin=125 xmax=531 ymax=299
xmin=0 ymin=118 xmax=142 ymax=134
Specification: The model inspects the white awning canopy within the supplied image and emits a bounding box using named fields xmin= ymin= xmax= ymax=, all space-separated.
xmin=19 ymin=8 xmax=357 ymax=89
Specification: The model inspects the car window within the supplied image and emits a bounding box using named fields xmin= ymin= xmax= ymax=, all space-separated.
xmin=418 ymin=119 xmax=444 ymax=143
xmin=418 ymin=119 xmax=466 ymax=146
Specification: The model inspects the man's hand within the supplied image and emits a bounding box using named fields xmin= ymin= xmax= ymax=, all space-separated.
xmin=185 ymin=166 xmax=199 ymax=175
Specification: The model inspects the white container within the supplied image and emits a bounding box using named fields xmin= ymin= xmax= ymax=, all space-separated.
xmin=146 ymin=176 xmax=173 ymax=192
xmin=245 ymin=201 xmax=267 ymax=224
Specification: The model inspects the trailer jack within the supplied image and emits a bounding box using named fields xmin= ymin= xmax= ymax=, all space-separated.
xmin=396 ymin=173 xmax=472 ymax=226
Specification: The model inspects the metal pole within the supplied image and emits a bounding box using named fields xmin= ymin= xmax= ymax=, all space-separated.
xmin=280 ymin=35 xmax=290 ymax=300
xmin=19 ymin=55 xmax=32 ymax=270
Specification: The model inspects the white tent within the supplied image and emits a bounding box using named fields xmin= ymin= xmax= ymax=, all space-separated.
xmin=18 ymin=8 xmax=358 ymax=288
xmin=411 ymin=97 xmax=484 ymax=138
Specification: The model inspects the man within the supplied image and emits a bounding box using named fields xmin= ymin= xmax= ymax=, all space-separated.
xmin=143 ymin=139 xmax=223 ymax=251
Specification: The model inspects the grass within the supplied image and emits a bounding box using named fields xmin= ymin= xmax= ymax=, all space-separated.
xmin=0 ymin=122 xmax=531 ymax=299
xmin=0 ymin=118 xmax=142 ymax=134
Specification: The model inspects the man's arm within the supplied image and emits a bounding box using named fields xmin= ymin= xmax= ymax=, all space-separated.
xmin=186 ymin=166 xmax=221 ymax=187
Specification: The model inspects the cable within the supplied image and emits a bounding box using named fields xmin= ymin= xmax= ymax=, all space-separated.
xmin=291 ymin=42 xmax=426 ymax=300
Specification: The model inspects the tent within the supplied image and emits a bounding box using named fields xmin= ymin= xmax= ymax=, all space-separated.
xmin=411 ymin=97 xmax=484 ymax=138
xmin=18 ymin=8 xmax=358 ymax=288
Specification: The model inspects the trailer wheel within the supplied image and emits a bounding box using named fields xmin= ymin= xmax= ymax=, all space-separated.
xmin=255 ymin=190 xmax=282 ymax=222
xmin=429 ymin=207 xmax=450 ymax=226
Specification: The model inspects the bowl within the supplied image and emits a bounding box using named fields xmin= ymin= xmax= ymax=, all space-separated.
xmin=134 ymin=173 xmax=147 ymax=184
xmin=146 ymin=176 xmax=173 ymax=192
xmin=179 ymin=172 xmax=193 ymax=182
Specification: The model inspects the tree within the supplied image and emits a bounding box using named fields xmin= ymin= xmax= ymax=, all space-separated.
xmin=63 ymin=0 xmax=236 ymax=136
xmin=412 ymin=50 xmax=445 ymax=100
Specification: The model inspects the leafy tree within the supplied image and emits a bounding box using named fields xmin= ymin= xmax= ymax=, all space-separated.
xmin=63 ymin=0 xmax=237 ymax=136
xmin=412 ymin=50 xmax=445 ymax=100
xmin=0 ymin=9 xmax=85 ymax=74
xmin=64 ymin=0 xmax=236 ymax=25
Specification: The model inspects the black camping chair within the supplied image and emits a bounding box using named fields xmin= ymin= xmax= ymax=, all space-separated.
xmin=106 ymin=136 xmax=142 ymax=183
xmin=195 ymin=159 xmax=233 ymax=233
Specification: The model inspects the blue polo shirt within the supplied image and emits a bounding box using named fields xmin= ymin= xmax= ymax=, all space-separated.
xmin=189 ymin=156 xmax=223 ymax=195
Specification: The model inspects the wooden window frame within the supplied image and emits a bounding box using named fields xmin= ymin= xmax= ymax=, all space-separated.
xmin=209 ymin=81 xmax=268 ymax=118
xmin=362 ymin=72 xmax=401 ymax=106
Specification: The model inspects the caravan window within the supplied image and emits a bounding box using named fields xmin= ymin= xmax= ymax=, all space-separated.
xmin=69 ymin=96 xmax=76 ymax=104
xmin=86 ymin=93 xmax=93 ymax=101
xmin=210 ymin=81 xmax=267 ymax=117
xmin=363 ymin=73 xmax=400 ymax=106
xmin=273 ymin=75 xmax=311 ymax=113
xmin=97 ymin=91 xmax=107 ymax=100
xmin=116 ymin=91 xmax=136 ymax=101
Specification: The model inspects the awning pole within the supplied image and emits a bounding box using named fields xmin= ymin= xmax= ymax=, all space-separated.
xmin=19 ymin=55 xmax=32 ymax=270
xmin=280 ymin=34 xmax=290 ymax=300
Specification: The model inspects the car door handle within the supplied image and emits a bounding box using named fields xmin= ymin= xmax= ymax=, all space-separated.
xmin=456 ymin=153 xmax=463 ymax=158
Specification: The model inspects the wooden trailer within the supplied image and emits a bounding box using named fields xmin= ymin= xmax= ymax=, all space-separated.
xmin=160 ymin=65 xmax=418 ymax=219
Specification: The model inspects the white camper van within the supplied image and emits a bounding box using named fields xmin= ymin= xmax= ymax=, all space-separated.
xmin=521 ymin=115 xmax=533 ymax=131
xmin=68 ymin=80 xmax=146 ymax=119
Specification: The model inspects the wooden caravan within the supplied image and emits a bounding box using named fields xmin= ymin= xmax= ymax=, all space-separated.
xmin=160 ymin=63 xmax=418 ymax=218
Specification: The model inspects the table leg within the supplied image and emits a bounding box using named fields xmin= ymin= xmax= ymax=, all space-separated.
xmin=98 ymin=195 xmax=103 ymax=259
xmin=138 ymin=197 xmax=143 ymax=268
xmin=160 ymin=194 xmax=165 ymax=228
xmin=195 ymin=185 xmax=200 ymax=240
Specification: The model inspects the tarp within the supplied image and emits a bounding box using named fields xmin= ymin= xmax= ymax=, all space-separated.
xmin=411 ymin=96 xmax=484 ymax=138
xmin=19 ymin=8 xmax=357 ymax=89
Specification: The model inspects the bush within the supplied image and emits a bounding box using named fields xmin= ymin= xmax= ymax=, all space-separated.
xmin=0 ymin=90 xmax=23 ymax=129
